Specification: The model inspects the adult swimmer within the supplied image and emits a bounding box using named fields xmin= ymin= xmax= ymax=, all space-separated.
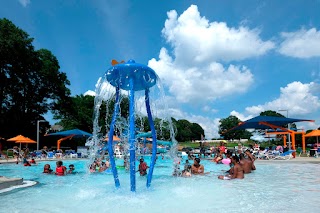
xmin=191 ymin=158 xmax=205 ymax=175
xmin=245 ymin=149 xmax=256 ymax=170
xmin=239 ymin=153 xmax=252 ymax=174
xmin=218 ymin=155 xmax=244 ymax=180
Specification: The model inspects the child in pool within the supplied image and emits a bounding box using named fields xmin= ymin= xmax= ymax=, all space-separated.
xmin=43 ymin=164 xmax=53 ymax=174
xmin=68 ymin=164 xmax=75 ymax=174
xmin=55 ymin=161 xmax=67 ymax=176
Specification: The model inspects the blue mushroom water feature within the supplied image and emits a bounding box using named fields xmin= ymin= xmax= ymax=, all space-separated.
xmin=105 ymin=60 xmax=158 ymax=192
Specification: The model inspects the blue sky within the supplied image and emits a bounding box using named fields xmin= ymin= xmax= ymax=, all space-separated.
xmin=1 ymin=0 xmax=320 ymax=139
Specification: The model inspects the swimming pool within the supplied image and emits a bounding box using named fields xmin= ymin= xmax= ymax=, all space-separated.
xmin=0 ymin=158 xmax=319 ymax=213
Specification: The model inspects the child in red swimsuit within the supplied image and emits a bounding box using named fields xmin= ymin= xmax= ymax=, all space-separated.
xmin=55 ymin=161 xmax=66 ymax=176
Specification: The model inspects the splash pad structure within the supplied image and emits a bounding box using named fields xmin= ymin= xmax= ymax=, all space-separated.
xmin=92 ymin=60 xmax=173 ymax=192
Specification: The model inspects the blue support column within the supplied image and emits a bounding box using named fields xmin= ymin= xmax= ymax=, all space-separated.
xmin=129 ymin=78 xmax=136 ymax=192
xmin=108 ymin=86 xmax=120 ymax=188
xmin=145 ymin=89 xmax=157 ymax=188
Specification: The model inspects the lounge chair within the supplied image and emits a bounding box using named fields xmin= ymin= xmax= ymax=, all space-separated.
xmin=315 ymin=148 xmax=320 ymax=158
xmin=257 ymin=150 xmax=277 ymax=160
xmin=273 ymin=150 xmax=295 ymax=160
xmin=47 ymin=151 xmax=55 ymax=159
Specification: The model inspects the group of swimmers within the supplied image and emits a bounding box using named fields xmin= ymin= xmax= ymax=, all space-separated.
xmin=217 ymin=150 xmax=256 ymax=180
xmin=89 ymin=159 xmax=110 ymax=173
xmin=173 ymin=158 xmax=208 ymax=177
xmin=172 ymin=148 xmax=256 ymax=180
xmin=43 ymin=161 xmax=75 ymax=175
xmin=88 ymin=156 xmax=151 ymax=176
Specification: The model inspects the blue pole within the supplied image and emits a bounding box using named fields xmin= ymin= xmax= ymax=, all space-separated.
xmin=108 ymin=86 xmax=120 ymax=188
xmin=129 ymin=78 xmax=136 ymax=192
xmin=145 ymin=88 xmax=157 ymax=188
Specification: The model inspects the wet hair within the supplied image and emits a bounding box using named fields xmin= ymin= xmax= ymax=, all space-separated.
xmin=232 ymin=155 xmax=240 ymax=163
xmin=69 ymin=164 xmax=74 ymax=168
xmin=194 ymin=158 xmax=200 ymax=164
xmin=56 ymin=161 xmax=63 ymax=166
xmin=239 ymin=153 xmax=245 ymax=160
xmin=226 ymin=151 xmax=233 ymax=156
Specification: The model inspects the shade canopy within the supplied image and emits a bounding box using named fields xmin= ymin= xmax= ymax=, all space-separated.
xmin=231 ymin=116 xmax=314 ymax=130
xmin=46 ymin=129 xmax=92 ymax=137
xmin=46 ymin=129 xmax=92 ymax=150
xmin=304 ymin=130 xmax=320 ymax=137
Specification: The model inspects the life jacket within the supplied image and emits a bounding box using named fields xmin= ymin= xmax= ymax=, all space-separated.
xmin=139 ymin=162 xmax=147 ymax=170
xmin=56 ymin=166 xmax=65 ymax=176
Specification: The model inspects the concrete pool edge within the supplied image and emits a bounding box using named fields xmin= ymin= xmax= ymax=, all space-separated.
xmin=0 ymin=177 xmax=37 ymax=193
xmin=0 ymin=176 xmax=23 ymax=190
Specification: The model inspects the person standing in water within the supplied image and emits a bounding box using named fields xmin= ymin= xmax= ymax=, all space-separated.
xmin=218 ymin=155 xmax=244 ymax=180
xmin=191 ymin=158 xmax=204 ymax=174
xmin=138 ymin=158 xmax=148 ymax=176
xmin=55 ymin=161 xmax=67 ymax=176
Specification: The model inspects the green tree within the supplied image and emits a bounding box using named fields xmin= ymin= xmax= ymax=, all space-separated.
xmin=54 ymin=95 xmax=96 ymax=132
xmin=172 ymin=119 xmax=204 ymax=142
xmin=54 ymin=94 xmax=130 ymax=135
xmin=218 ymin=115 xmax=252 ymax=140
xmin=0 ymin=18 xmax=70 ymax=138
xmin=260 ymin=110 xmax=284 ymax=117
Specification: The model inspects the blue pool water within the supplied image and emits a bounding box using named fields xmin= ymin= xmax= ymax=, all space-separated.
xmin=0 ymin=158 xmax=320 ymax=213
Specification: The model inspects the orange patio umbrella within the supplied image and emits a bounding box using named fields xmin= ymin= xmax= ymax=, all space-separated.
xmin=16 ymin=137 xmax=36 ymax=149
xmin=7 ymin=135 xmax=30 ymax=142
xmin=7 ymin=135 xmax=36 ymax=149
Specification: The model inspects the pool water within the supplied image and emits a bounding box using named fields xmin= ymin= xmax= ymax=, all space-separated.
xmin=0 ymin=158 xmax=320 ymax=213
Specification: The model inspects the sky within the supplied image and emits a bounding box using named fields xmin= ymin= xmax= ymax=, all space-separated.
xmin=1 ymin=0 xmax=320 ymax=139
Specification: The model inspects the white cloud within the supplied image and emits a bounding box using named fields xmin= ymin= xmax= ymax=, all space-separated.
xmin=84 ymin=90 xmax=96 ymax=96
xmin=18 ymin=0 xmax=30 ymax=7
xmin=148 ymin=5 xmax=276 ymax=104
xmin=202 ymin=105 xmax=218 ymax=113
xmin=149 ymin=48 xmax=254 ymax=103
xmin=162 ymin=5 xmax=275 ymax=63
xmin=230 ymin=110 xmax=253 ymax=121
xmin=279 ymin=28 xmax=320 ymax=58
xmin=299 ymin=120 xmax=320 ymax=132
xmin=245 ymin=81 xmax=320 ymax=116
